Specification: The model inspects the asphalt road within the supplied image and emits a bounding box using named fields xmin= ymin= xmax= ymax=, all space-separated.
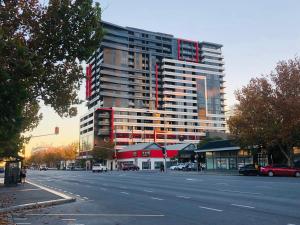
xmin=12 ymin=170 xmax=300 ymax=225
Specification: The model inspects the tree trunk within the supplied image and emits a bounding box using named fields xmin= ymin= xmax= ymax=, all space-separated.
xmin=279 ymin=144 xmax=293 ymax=166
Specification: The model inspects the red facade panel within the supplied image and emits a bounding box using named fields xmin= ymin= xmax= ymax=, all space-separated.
xmin=117 ymin=149 xmax=179 ymax=159
xmin=86 ymin=64 xmax=92 ymax=99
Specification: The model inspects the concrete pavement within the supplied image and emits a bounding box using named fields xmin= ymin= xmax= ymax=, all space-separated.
xmin=13 ymin=170 xmax=300 ymax=225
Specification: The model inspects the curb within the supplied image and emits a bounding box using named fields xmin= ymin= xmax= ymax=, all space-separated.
xmin=0 ymin=181 xmax=76 ymax=214
xmin=0 ymin=197 xmax=75 ymax=214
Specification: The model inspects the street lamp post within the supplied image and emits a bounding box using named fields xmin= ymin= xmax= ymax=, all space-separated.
xmin=163 ymin=113 xmax=167 ymax=173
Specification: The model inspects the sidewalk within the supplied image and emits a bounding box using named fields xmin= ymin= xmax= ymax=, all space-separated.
xmin=168 ymin=170 xmax=239 ymax=176
xmin=0 ymin=179 xmax=75 ymax=224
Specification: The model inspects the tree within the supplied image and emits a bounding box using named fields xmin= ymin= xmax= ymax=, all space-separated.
xmin=197 ymin=136 xmax=223 ymax=149
xmin=0 ymin=0 xmax=103 ymax=158
xmin=228 ymin=58 xmax=300 ymax=166
xmin=27 ymin=143 xmax=78 ymax=167
xmin=92 ymin=141 xmax=115 ymax=163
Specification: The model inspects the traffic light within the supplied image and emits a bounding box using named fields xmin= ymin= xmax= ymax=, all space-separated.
xmin=55 ymin=127 xmax=59 ymax=135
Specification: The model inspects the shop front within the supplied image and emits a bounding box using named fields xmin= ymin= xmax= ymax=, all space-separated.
xmin=196 ymin=140 xmax=258 ymax=170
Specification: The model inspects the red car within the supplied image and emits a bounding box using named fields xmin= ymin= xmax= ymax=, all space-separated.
xmin=260 ymin=164 xmax=300 ymax=177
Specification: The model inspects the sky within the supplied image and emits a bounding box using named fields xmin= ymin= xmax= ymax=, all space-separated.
xmin=25 ymin=0 xmax=300 ymax=156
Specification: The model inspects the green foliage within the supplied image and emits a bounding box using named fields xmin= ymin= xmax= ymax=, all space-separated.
xmin=228 ymin=58 xmax=300 ymax=166
xmin=198 ymin=136 xmax=223 ymax=148
xmin=0 ymin=0 xmax=103 ymax=158
xmin=92 ymin=141 xmax=115 ymax=163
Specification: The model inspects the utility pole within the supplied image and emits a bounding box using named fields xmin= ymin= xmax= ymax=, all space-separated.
xmin=163 ymin=113 xmax=167 ymax=173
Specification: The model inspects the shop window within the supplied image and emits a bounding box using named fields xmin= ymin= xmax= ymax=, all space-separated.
xmin=142 ymin=161 xmax=151 ymax=170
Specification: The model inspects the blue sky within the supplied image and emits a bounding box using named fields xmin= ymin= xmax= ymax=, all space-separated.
xmin=25 ymin=0 xmax=300 ymax=155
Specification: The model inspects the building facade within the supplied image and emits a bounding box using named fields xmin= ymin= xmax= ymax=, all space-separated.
xmin=79 ymin=21 xmax=226 ymax=159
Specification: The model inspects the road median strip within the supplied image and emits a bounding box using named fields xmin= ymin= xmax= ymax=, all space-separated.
xmin=0 ymin=180 xmax=76 ymax=214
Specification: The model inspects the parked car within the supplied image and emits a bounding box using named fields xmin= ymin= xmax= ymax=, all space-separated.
xmin=0 ymin=167 xmax=4 ymax=173
xmin=183 ymin=163 xmax=197 ymax=171
xmin=92 ymin=163 xmax=108 ymax=173
xmin=260 ymin=164 xmax=300 ymax=177
xmin=122 ymin=164 xmax=139 ymax=171
xmin=74 ymin=166 xmax=84 ymax=171
xmin=170 ymin=163 xmax=186 ymax=170
xmin=39 ymin=165 xmax=48 ymax=171
xmin=239 ymin=164 xmax=259 ymax=176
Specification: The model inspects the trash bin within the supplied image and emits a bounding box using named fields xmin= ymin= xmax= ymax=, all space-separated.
xmin=4 ymin=161 xmax=21 ymax=186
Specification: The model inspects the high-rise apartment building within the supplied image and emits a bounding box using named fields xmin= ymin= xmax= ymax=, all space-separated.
xmin=79 ymin=21 xmax=226 ymax=158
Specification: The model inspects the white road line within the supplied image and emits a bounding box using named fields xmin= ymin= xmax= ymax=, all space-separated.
xmin=231 ymin=204 xmax=255 ymax=209
xmin=218 ymin=189 xmax=262 ymax=195
xmin=120 ymin=192 xmax=129 ymax=195
xmin=186 ymin=178 xmax=196 ymax=181
xmin=76 ymin=195 xmax=81 ymax=197
xmin=151 ymin=197 xmax=164 ymax=201
xmin=26 ymin=180 xmax=71 ymax=199
xmin=61 ymin=218 xmax=76 ymax=221
xmin=176 ymin=195 xmax=191 ymax=199
xmin=15 ymin=223 xmax=31 ymax=225
xmin=143 ymin=190 xmax=153 ymax=193
xmin=18 ymin=188 xmax=41 ymax=192
xmin=26 ymin=213 xmax=165 ymax=217
xmin=83 ymin=197 xmax=89 ymax=200
xmin=199 ymin=206 xmax=223 ymax=212
xmin=216 ymin=183 xmax=229 ymax=185
xmin=14 ymin=218 xmax=28 ymax=220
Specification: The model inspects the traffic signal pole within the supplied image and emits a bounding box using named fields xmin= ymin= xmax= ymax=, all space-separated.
xmin=30 ymin=127 xmax=59 ymax=138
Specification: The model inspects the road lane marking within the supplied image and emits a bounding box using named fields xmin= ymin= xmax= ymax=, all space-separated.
xmin=218 ymin=189 xmax=262 ymax=195
xmin=231 ymin=204 xmax=255 ymax=209
xmin=19 ymin=188 xmax=41 ymax=192
xmin=15 ymin=223 xmax=31 ymax=225
xmin=186 ymin=178 xmax=196 ymax=181
xmin=120 ymin=192 xmax=129 ymax=195
xmin=216 ymin=182 xmax=229 ymax=185
xmin=26 ymin=213 xmax=165 ymax=217
xmin=14 ymin=218 xmax=28 ymax=220
xmin=26 ymin=180 xmax=72 ymax=199
xmin=176 ymin=195 xmax=191 ymax=199
xmin=143 ymin=190 xmax=153 ymax=193
xmin=199 ymin=206 xmax=223 ymax=212
xmin=151 ymin=197 xmax=164 ymax=201
xmin=61 ymin=219 xmax=76 ymax=221
xmin=76 ymin=195 xmax=81 ymax=197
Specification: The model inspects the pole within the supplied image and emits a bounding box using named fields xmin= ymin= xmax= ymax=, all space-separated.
xmin=164 ymin=113 xmax=167 ymax=173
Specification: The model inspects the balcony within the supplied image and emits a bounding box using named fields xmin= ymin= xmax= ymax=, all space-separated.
xmin=97 ymin=129 xmax=110 ymax=135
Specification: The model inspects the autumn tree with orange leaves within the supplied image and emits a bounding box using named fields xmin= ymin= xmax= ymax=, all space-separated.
xmin=228 ymin=58 xmax=300 ymax=166
xmin=27 ymin=143 xmax=78 ymax=167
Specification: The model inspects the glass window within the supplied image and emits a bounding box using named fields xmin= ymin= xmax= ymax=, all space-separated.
xmin=154 ymin=161 xmax=163 ymax=169
xmin=142 ymin=161 xmax=151 ymax=170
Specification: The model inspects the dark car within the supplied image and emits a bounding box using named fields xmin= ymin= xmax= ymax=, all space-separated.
xmin=239 ymin=164 xmax=259 ymax=176
xmin=0 ymin=167 xmax=4 ymax=173
xmin=260 ymin=164 xmax=300 ymax=177
xmin=122 ymin=164 xmax=139 ymax=171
